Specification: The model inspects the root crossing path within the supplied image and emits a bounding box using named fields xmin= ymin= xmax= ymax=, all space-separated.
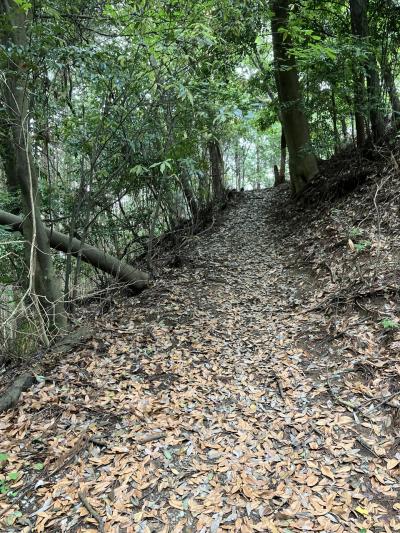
xmin=1 ymin=190 xmax=398 ymax=532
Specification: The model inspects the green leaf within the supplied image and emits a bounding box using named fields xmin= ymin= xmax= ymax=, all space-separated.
xmin=163 ymin=450 xmax=173 ymax=460
xmin=160 ymin=160 xmax=172 ymax=174
xmin=0 ymin=453 xmax=9 ymax=463
xmin=14 ymin=0 xmax=32 ymax=12
xmin=381 ymin=319 xmax=399 ymax=330
xmin=7 ymin=471 xmax=19 ymax=481
xmin=33 ymin=462 xmax=45 ymax=471
xmin=130 ymin=164 xmax=148 ymax=176
xmin=5 ymin=511 xmax=22 ymax=526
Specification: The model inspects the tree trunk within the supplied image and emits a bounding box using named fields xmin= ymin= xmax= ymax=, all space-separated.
xmin=0 ymin=1 xmax=66 ymax=330
xmin=350 ymin=0 xmax=385 ymax=142
xmin=273 ymin=165 xmax=280 ymax=187
xmin=331 ymin=87 xmax=340 ymax=152
xmin=366 ymin=54 xmax=385 ymax=140
xmin=270 ymin=0 xmax=318 ymax=195
xmin=208 ymin=139 xmax=225 ymax=201
xmin=350 ymin=0 xmax=368 ymax=146
xmin=180 ymin=172 xmax=199 ymax=220
xmin=234 ymin=141 xmax=241 ymax=190
xmin=382 ymin=62 xmax=400 ymax=127
xmin=279 ymin=127 xmax=287 ymax=182
xmin=341 ymin=117 xmax=348 ymax=142
xmin=0 ymin=210 xmax=149 ymax=290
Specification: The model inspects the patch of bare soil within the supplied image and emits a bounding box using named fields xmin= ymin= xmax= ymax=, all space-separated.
xmin=0 ymin=148 xmax=400 ymax=532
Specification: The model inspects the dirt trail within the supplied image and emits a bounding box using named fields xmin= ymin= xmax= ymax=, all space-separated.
xmin=1 ymin=189 xmax=399 ymax=532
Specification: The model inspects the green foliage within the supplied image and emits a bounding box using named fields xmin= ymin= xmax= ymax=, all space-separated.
xmin=0 ymin=471 xmax=20 ymax=496
xmin=354 ymin=240 xmax=371 ymax=253
xmin=349 ymin=227 xmax=363 ymax=238
xmin=14 ymin=0 xmax=32 ymax=12
xmin=381 ymin=319 xmax=399 ymax=330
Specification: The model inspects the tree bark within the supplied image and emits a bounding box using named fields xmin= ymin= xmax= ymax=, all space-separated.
xmin=273 ymin=165 xmax=280 ymax=187
xmin=350 ymin=0 xmax=385 ymax=142
xmin=270 ymin=0 xmax=318 ymax=195
xmin=234 ymin=142 xmax=241 ymax=190
xmin=279 ymin=127 xmax=287 ymax=182
xmin=208 ymin=139 xmax=225 ymax=201
xmin=0 ymin=1 xmax=66 ymax=330
xmin=179 ymin=172 xmax=199 ymax=220
xmin=382 ymin=62 xmax=400 ymax=127
xmin=366 ymin=54 xmax=385 ymax=140
xmin=0 ymin=210 xmax=149 ymax=290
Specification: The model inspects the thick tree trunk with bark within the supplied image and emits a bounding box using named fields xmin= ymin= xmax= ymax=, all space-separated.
xmin=350 ymin=0 xmax=385 ymax=142
xmin=270 ymin=0 xmax=318 ymax=195
xmin=366 ymin=55 xmax=385 ymax=140
xmin=350 ymin=0 xmax=368 ymax=146
xmin=383 ymin=63 xmax=400 ymax=127
xmin=0 ymin=210 xmax=149 ymax=290
xmin=0 ymin=1 xmax=66 ymax=329
xmin=208 ymin=140 xmax=225 ymax=201
xmin=180 ymin=173 xmax=199 ymax=220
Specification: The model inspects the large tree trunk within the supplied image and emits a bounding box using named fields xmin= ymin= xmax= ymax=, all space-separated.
xmin=383 ymin=62 xmax=400 ymax=128
xmin=270 ymin=0 xmax=318 ymax=195
xmin=350 ymin=0 xmax=368 ymax=146
xmin=350 ymin=0 xmax=385 ymax=142
xmin=0 ymin=1 xmax=66 ymax=330
xmin=0 ymin=210 xmax=149 ymax=290
xmin=208 ymin=139 xmax=225 ymax=201
xmin=366 ymin=54 xmax=385 ymax=140
xmin=179 ymin=172 xmax=199 ymax=221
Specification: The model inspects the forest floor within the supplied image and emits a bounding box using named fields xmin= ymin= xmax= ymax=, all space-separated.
xmin=1 ymin=161 xmax=400 ymax=532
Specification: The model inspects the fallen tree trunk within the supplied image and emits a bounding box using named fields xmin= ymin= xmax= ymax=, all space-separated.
xmin=0 ymin=209 xmax=149 ymax=290
xmin=0 ymin=373 xmax=35 ymax=412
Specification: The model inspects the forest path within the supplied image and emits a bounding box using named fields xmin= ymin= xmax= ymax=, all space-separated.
xmin=1 ymin=189 xmax=398 ymax=532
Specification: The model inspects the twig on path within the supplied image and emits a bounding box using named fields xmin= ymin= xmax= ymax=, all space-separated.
xmin=326 ymin=380 xmax=357 ymax=411
xmin=78 ymin=491 xmax=105 ymax=532
xmin=311 ymin=424 xmax=324 ymax=438
xmin=272 ymin=372 xmax=284 ymax=400
xmin=354 ymin=436 xmax=380 ymax=458
xmin=136 ymin=431 xmax=166 ymax=444
xmin=368 ymin=391 xmax=400 ymax=413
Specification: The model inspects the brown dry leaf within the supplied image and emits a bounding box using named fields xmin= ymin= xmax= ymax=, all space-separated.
xmin=306 ymin=473 xmax=320 ymax=487
xmin=387 ymin=459 xmax=399 ymax=470
xmin=320 ymin=465 xmax=335 ymax=481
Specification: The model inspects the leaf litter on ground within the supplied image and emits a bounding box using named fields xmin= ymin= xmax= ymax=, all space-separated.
xmin=1 ymin=163 xmax=400 ymax=532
